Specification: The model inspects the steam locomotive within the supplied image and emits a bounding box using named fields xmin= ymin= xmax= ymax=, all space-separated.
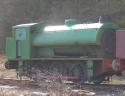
xmin=5 ymin=17 xmax=125 ymax=84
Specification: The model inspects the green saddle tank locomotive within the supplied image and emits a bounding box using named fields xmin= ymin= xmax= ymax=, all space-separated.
xmin=5 ymin=17 xmax=125 ymax=84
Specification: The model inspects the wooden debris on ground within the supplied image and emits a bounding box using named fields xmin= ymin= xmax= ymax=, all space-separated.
xmin=70 ymin=89 xmax=96 ymax=96
xmin=31 ymin=92 xmax=50 ymax=96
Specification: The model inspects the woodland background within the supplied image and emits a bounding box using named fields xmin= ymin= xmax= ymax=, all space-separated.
xmin=0 ymin=0 xmax=125 ymax=52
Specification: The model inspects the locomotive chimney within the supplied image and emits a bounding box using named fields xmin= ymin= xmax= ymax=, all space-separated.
xmin=99 ymin=15 xmax=112 ymax=23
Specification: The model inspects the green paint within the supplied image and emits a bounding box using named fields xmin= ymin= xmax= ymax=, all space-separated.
xmin=101 ymin=22 xmax=119 ymax=29
xmin=32 ymin=23 xmax=45 ymax=31
xmin=15 ymin=27 xmax=31 ymax=58
xmin=33 ymin=29 xmax=99 ymax=46
xmin=6 ymin=21 xmax=119 ymax=59
xmin=17 ymin=61 xmax=23 ymax=76
xmin=37 ymin=47 xmax=91 ymax=57
xmin=37 ymin=48 xmax=54 ymax=57
xmin=87 ymin=60 xmax=93 ymax=81
xmin=97 ymin=22 xmax=119 ymax=43
xmin=15 ymin=28 xmax=27 ymax=40
xmin=17 ymin=41 xmax=21 ymax=57
xmin=65 ymin=19 xmax=76 ymax=26
xmin=6 ymin=37 xmax=16 ymax=59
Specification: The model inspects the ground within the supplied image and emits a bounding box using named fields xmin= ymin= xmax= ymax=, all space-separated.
xmin=0 ymin=54 xmax=16 ymax=79
xmin=0 ymin=54 xmax=125 ymax=96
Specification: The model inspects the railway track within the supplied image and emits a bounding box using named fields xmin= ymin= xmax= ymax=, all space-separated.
xmin=80 ymin=83 xmax=125 ymax=91
xmin=0 ymin=78 xmax=124 ymax=95
xmin=0 ymin=78 xmax=125 ymax=88
xmin=0 ymin=78 xmax=29 ymax=87
xmin=70 ymin=83 xmax=125 ymax=96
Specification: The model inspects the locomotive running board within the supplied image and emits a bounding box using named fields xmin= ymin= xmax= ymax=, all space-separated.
xmin=11 ymin=57 xmax=102 ymax=61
